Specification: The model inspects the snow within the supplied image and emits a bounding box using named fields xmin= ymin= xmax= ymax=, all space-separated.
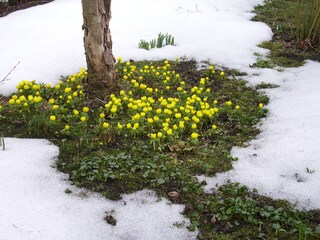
xmin=0 ymin=0 xmax=320 ymax=238
xmin=0 ymin=138 xmax=197 ymax=240
xmin=199 ymin=61 xmax=320 ymax=210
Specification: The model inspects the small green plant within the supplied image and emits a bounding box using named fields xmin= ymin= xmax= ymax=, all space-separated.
xmin=139 ymin=33 xmax=175 ymax=50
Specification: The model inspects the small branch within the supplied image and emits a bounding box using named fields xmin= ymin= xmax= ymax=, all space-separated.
xmin=0 ymin=61 xmax=20 ymax=85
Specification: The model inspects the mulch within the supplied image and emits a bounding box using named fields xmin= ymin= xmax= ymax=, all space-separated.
xmin=0 ymin=0 xmax=54 ymax=17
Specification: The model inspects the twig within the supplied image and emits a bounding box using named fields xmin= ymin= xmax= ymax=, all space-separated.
xmin=0 ymin=61 xmax=20 ymax=85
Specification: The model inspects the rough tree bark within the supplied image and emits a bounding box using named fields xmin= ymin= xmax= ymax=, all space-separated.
xmin=82 ymin=0 xmax=117 ymax=97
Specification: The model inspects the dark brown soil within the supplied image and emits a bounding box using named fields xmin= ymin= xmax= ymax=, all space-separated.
xmin=0 ymin=0 xmax=53 ymax=17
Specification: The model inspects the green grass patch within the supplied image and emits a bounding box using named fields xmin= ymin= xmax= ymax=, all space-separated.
xmin=1 ymin=60 xmax=319 ymax=239
xmin=252 ymin=0 xmax=320 ymax=68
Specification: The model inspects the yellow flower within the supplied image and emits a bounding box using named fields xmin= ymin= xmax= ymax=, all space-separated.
xmin=83 ymin=107 xmax=89 ymax=113
xmin=179 ymin=121 xmax=185 ymax=128
xmin=49 ymin=98 xmax=55 ymax=104
xmin=111 ymin=106 xmax=117 ymax=113
xmin=259 ymin=103 xmax=264 ymax=109
xmin=192 ymin=116 xmax=200 ymax=123
xmin=196 ymin=111 xmax=203 ymax=118
xmin=28 ymin=95 xmax=34 ymax=101
xmin=226 ymin=101 xmax=232 ymax=106
xmin=32 ymin=84 xmax=40 ymax=90
xmin=33 ymin=96 xmax=42 ymax=103
xmin=147 ymin=118 xmax=154 ymax=124
xmin=80 ymin=116 xmax=87 ymax=122
xmin=212 ymin=124 xmax=217 ymax=130
xmin=117 ymin=122 xmax=123 ymax=129
xmin=73 ymin=92 xmax=78 ymax=97
xmin=235 ymin=105 xmax=240 ymax=110
xmin=175 ymin=113 xmax=181 ymax=119
xmin=154 ymin=116 xmax=159 ymax=122
xmin=191 ymin=132 xmax=199 ymax=139
xmin=49 ymin=115 xmax=56 ymax=121
xmin=133 ymin=122 xmax=139 ymax=129
xmin=191 ymin=123 xmax=197 ymax=129
xmin=103 ymin=122 xmax=110 ymax=129
xmin=65 ymin=87 xmax=72 ymax=93
xmin=9 ymin=99 xmax=15 ymax=104
xmin=213 ymin=100 xmax=218 ymax=104
xmin=64 ymin=125 xmax=70 ymax=130
xmin=167 ymin=129 xmax=173 ymax=136
xmin=150 ymin=133 xmax=157 ymax=139
xmin=46 ymin=83 xmax=51 ymax=88
xmin=23 ymin=103 xmax=28 ymax=107
xmin=19 ymin=96 xmax=26 ymax=102
xmin=52 ymin=105 xmax=59 ymax=110
xmin=99 ymin=113 xmax=105 ymax=118
xmin=220 ymin=71 xmax=225 ymax=77
xmin=157 ymin=132 xmax=163 ymax=138
xmin=126 ymin=123 xmax=132 ymax=129
xmin=73 ymin=110 xmax=79 ymax=115
xmin=15 ymin=99 xmax=21 ymax=104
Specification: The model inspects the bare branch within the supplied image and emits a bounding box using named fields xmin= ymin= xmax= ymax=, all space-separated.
xmin=0 ymin=61 xmax=20 ymax=85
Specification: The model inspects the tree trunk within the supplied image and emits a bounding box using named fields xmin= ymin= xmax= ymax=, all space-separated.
xmin=82 ymin=0 xmax=117 ymax=97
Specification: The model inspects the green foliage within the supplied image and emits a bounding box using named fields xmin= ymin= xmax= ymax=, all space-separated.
xmin=295 ymin=0 xmax=320 ymax=47
xmin=253 ymin=0 xmax=320 ymax=68
xmin=139 ymin=33 xmax=175 ymax=50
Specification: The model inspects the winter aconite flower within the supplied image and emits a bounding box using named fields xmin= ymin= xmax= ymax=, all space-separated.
xmin=50 ymin=115 xmax=56 ymax=121
xmin=83 ymin=107 xmax=89 ymax=113
xmin=259 ymin=103 xmax=264 ymax=109
xmin=103 ymin=122 xmax=109 ymax=129
xmin=80 ymin=116 xmax=87 ymax=122
xmin=226 ymin=101 xmax=232 ymax=106
xmin=191 ymin=132 xmax=199 ymax=139
xmin=73 ymin=110 xmax=79 ymax=115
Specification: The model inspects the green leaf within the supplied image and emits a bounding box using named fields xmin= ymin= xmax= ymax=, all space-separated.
xmin=157 ymin=178 xmax=165 ymax=185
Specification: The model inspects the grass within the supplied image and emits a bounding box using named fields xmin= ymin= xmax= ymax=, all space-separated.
xmin=1 ymin=59 xmax=320 ymax=239
xmin=295 ymin=0 xmax=320 ymax=47
xmin=252 ymin=0 xmax=320 ymax=68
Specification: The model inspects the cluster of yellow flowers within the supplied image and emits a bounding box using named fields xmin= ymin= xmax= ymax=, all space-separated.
xmin=5 ymin=60 xmax=265 ymax=145
xmin=7 ymin=68 xmax=88 ymax=132
xmin=97 ymin=60 xmax=233 ymax=141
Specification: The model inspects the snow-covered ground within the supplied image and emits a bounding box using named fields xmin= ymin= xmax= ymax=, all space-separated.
xmin=199 ymin=62 xmax=320 ymax=210
xmin=0 ymin=0 xmax=320 ymax=239
xmin=0 ymin=138 xmax=197 ymax=240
